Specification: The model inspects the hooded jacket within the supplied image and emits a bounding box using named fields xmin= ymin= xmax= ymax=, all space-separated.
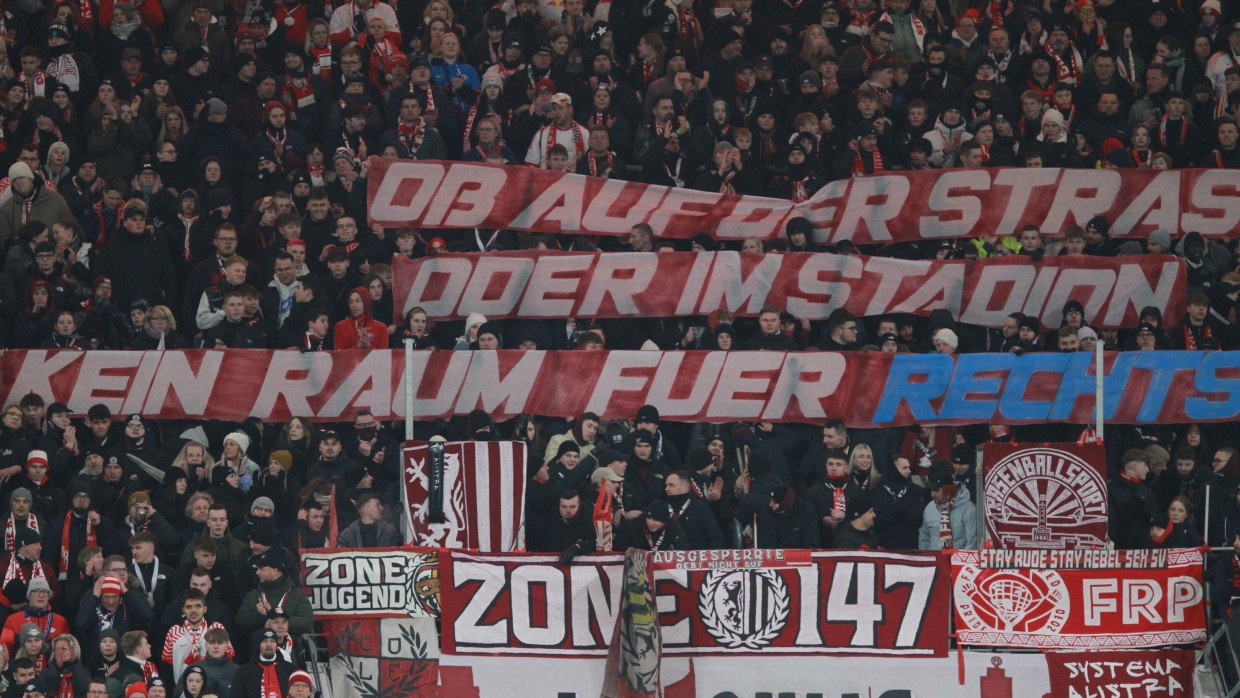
xmin=333 ymin=286 xmax=388 ymax=350
xmin=918 ymin=485 xmax=979 ymax=550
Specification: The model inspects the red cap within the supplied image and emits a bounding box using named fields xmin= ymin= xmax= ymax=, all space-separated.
xmin=125 ymin=682 xmax=148 ymax=698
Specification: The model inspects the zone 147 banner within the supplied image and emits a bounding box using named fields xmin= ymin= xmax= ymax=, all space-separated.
xmin=15 ymin=349 xmax=1240 ymax=426
xmin=391 ymin=250 xmax=1183 ymax=330
xmin=982 ymin=442 xmax=1109 ymax=549
xmin=951 ymin=548 xmax=1206 ymax=649
xmin=439 ymin=549 xmax=949 ymax=659
xmin=367 ymin=159 xmax=1240 ymax=242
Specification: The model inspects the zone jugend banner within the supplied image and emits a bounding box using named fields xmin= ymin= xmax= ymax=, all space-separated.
xmin=367 ymin=158 xmax=1240 ymax=242
xmin=12 ymin=349 xmax=1240 ymax=425
xmin=390 ymin=250 xmax=1185 ymax=330
xmin=301 ymin=547 xmax=441 ymax=619
xmin=951 ymin=548 xmax=1207 ymax=649
xmin=439 ymin=550 xmax=950 ymax=658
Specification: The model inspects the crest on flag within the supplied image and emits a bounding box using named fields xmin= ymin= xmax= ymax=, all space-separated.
xmin=403 ymin=440 xmax=527 ymax=552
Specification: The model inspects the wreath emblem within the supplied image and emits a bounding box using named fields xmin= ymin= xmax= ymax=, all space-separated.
xmin=698 ymin=569 xmax=790 ymax=649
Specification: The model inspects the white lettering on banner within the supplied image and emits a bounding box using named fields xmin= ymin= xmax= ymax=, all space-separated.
xmin=370 ymin=161 xmax=1240 ymax=241
xmin=393 ymin=251 xmax=1185 ymax=330
xmin=1183 ymin=170 xmax=1240 ymax=236
xmin=1063 ymin=657 xmax=1187 ymax=698
xmin=445 ymin=552 xmax=947 ymax=657
xmin=302 ymin=549 xmax=439 ymax=618
xmin=425 ymin=162 xmax=507 ymax=227
xmin=919 ymin=169 xmax=988 ymax=237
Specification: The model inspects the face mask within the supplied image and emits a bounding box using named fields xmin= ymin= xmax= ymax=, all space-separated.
xmin=356 ymin=425 xmax=379 ymax=441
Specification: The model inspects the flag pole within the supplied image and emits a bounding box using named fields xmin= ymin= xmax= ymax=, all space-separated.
xmin=404 ymin=338 xmax=414 ymax=441
xmin=1095 ymin=338 xmax=1104 ymax=441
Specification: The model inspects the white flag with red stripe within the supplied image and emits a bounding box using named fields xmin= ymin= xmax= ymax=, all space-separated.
xmin=402 ymin=440 xmax=526 ymax=552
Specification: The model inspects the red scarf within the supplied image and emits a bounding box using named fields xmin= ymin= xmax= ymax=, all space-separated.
xmin=463 ymin=105 xmax=484 ymax=150
xmin=307 ymin=165 xmax=325 ymax=184
xmin=674 ymin=5 xmax=700 ymax=46
xmin=4 ymin=514 xmax=36 ymax=553
xmin=20 ymin=71 xmax=47 ymax=101
xmin=829 ymin=479 xmax=846 ymax=513
xmin=76 ymin=0 xmax=94 ymax=29
xmin=32 ymin=125 xmax=63 ymax=147
xmin=851 ymin=148 xmax=883 ymax=177
xmin=92 ymin=200 xmax=120 ymax=246
xmin=791 ymin=177 xmax=809 ymax=202
xmin=592 ymin=485 xmax=613 ymax=552
xmin=1045 ymin=42 xmax=1080 ymax=84
xmin=716 ymin=168 xmax=736 ymax=194
xmin=1131 ymin=148 xmax=1151 ymax=167
xmin=178 ymin=214 xmax=197 ymax=261
xmin=62 ymin=510 xmax=96 ymax=580
xmin=1183 ymin=321 xmax=1212 ymax=350
xmin=58 ymin=670 xmax=73 ymax=698
xmin=1160 ymin=114 xmax=1188 ymax=148
xmin=1120 ymin=471 xmax=1143 ymax=485
xmin=546 ymin=121 xmax=585 ymax=162
xmin=587 ymin=151 xmax=613 ymax=176
xmin=3 ymin=553 xmax=46 ymax=587
xmin=4 ymin=515 xmax=38 ymax=559
xmin=938 ymin=500 xmax=954 ymax=548
xmin=309 ymin=46 xmax=332 ymax=80
xmin=282 ymin=76 xmax=316 ymax=115
xmin=260 ymin=658 xmax=281 ymax=698
xmin=397 ymin=118 xmax=426 ymax=157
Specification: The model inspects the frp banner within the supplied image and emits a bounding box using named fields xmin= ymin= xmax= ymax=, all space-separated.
xmin=1045 ymin=649 xmax=1195 ymax=698
xmin=982 ymin=442 xmax=1109 ymax=549
xmin=324 ymin=617 xmax=439 ymax=698
xmin=952 ymin=548 xmax=1207 ymax=648
xmin=391 ymin=250 xmax=1184 ymax=330
xmin=301 ymin=547 xmax=440 ymax=619
xmin=18 ymin=348 xmax=1240 ymax=426
xmin=367 ymin=159 xmax=1240 ymax=242
xmin=440 ymin=550 xmax=949 ymax=658
xmin=403 ymin=441 xmax=526 ymax=552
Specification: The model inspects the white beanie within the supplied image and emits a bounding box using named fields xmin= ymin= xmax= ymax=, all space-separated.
xmin=224 ymin=431 xmax=251 ymax=455
xmin=934 ymin=328 xmax=959 ymax=349
xmin=464 ymin=312 xmax=488 ymax=331
xmin=8 ymin=162 xmax=33 ymax=181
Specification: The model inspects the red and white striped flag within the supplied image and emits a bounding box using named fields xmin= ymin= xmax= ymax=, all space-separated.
xmin=402 ymin=440 xmax=526 ymax=552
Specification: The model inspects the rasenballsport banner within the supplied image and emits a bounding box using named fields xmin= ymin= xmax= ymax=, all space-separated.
xmin=15 ymin=349 xmax=1240 ymax=425
xmin=440 ymin=549 xmax=949 ymax=658
xmin=402 ymin=441 xmax=526 ymax=552
xmin=982 ymin=442 xmax=1109 ymax=550
xmin=300 ymin=547 xmax=440 ymax=618
xmin=951 ymin=548 xmax=1207 ymax=648
xmin=367 ymin=159 xmax=1240 ymax=242
xmin=391 ymin=250 xmax=1184 ymax=329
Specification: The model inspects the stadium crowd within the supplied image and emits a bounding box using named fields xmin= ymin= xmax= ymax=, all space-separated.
xmin=0 ymin=0 xmax=1232 ymax=693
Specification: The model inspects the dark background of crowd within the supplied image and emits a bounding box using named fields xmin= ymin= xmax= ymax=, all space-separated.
xmin=0 ymin=0 xmax=1230 ymax=693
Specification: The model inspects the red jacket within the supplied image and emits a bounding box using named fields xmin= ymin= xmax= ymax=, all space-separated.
xmin=333 ymin=286 xmax=389 ymax=350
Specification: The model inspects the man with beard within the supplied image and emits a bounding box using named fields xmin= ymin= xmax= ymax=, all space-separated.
xmin=0 ymin=164 xmax=73 ymax=247
xmin=231 ymin=632 xmax=292 ymax=698
xmin=43 ymin=482 xmax=120 ymax=584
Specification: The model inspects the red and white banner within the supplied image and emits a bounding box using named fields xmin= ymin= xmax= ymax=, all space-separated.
xmin=392 ymin=250 xmax=1184 ymax=329
xmin=402 ymin=441 xmax=526 ymax=552
xmin=441 ymin=646 xmax=1196 ymax=697
xmin=13 ymin=349 xmax=1240 ymax=427
xmin=301 ymin=547 xmax=440 ymax=618
xmin=440 ymin=549 xmax=949 ymax=658
xmin=1045 ymin=649 xmax=1195 ymax=698
xmin=951 ymin=548 xmax=1207 ymax=648
xmin=323 ymin=617 xmax=440 ymax=698
xmin=982 ymin=442 xmax=1109 ymax=550
xmin=368 ymin=159 xmax=1240 ymax=241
